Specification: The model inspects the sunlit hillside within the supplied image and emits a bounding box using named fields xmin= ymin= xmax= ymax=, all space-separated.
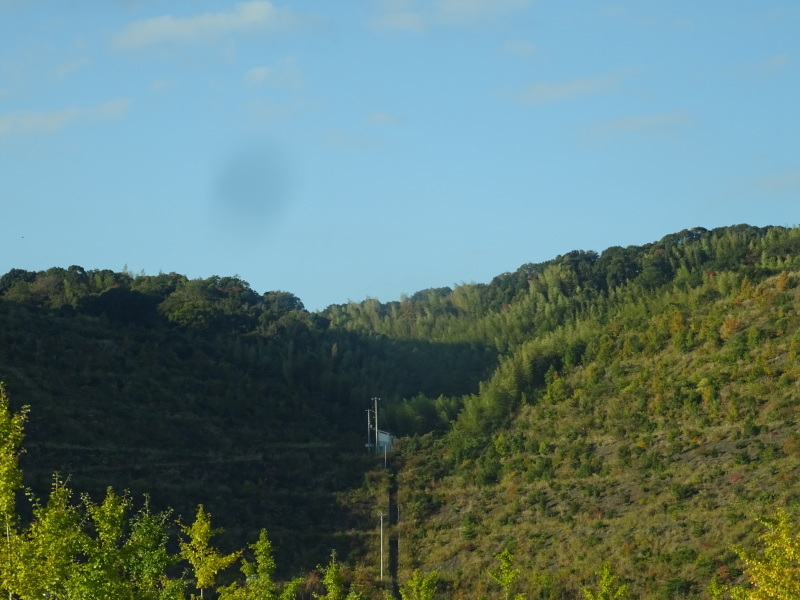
xmin=1 ymin=223 xmax=799 ymax=598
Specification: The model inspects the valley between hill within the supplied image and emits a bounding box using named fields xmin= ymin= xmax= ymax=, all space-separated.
xmin=1 ymin=223 xmax=799 ymax=598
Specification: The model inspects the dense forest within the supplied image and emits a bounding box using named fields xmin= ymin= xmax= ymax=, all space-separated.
xmin=1 ymin=223 xmax=800 ymax=598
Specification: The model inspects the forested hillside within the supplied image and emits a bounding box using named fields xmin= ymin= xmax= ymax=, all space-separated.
xmin=1 ymin=223 xmax=800 ymax=598
xmin=0 ymin=268 xmax=494 ymax=570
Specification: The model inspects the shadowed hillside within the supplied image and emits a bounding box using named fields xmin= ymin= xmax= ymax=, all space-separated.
xmin=2 ymin=223 xmax=800 ymax=597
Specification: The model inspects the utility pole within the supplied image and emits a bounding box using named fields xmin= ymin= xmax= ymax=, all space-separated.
xmin=379 ymin=511 xmax=385 ymax=580
xmin=366 ymin=398 xmax=381 ymax=454
xmin=373 ymin=397 xmax=380 ymax=451
xmin=366 ymin=409 xmax=373 ymax=451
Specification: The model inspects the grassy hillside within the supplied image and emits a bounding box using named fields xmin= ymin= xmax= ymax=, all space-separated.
xmin=2 ymin=223 xmax=800 ymax=597
xmin=390 ymin=269 xmax=800 ymax=598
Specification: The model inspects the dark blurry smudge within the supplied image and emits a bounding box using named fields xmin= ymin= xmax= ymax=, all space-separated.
xmin=212 ymin=139 xmax=290 ymax=228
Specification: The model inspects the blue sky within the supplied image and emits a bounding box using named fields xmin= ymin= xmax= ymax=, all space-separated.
xmin=1 ymin=1 xmax=798 ymax=310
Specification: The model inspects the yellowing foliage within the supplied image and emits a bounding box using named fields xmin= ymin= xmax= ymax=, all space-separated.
xmin=723 ymin=509 xmax=800 ymax=600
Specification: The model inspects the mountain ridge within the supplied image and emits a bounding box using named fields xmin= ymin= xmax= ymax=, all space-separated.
xmin=1 ymin=223 xmax=799 ymax=597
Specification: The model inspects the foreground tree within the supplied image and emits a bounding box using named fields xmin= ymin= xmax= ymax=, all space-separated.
xmin=488 ymin=549 xmax=524 ymax=600
xmin=314 ymin=552 xmax=362 ymax=600
xmin=709 ymin=509 xmax=800 ymax=600
xmin=218 ymin=530 xmax=302 ymax=600
xmin=0 ymin=384 xmax=217 ymax=599
xmin=180 ymin=506 xmax=241 ymax=599
xmin=581 ymin=564 xmax=628 ymax=600
xmin=0 ymin=383 xmax=27 ymax=600
xmin=400 ymin=569 xmax=438 ymax=600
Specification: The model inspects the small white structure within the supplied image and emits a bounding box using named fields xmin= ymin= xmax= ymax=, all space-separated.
xmin=366 ymin=397 xmax=395 ymax=454
xmin=377 ymin=429 xmax=395 ymax=452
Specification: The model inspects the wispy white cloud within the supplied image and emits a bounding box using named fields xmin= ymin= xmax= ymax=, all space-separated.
xmin=0 ymin=98 xmax=131 ymax=138
xmin=54 ymin=57 xmax=91 ymax=79
xmin=324 ymin=127 xmax=384 ymax=151
xmin=761 ymin=53 xmax=793 ymax=71
xmin=503 ymin=39 xmax=536 ymax=58
xmin=755 ymin=7 xmax=800 ymax=28
xmin=669 ymin=17 xmax=693 ymax=29
xmin=245 ymin=66 xmax=271 ymax=85
xmin=367 ymin=111 xmax=404 ymax=126
xmin=516 ymin=72 xmax=624 ymax=105
xmin=368 ymin=0 xmax=531 ymax=32
xmin=368 ymin=10 xmax=426 ymax=32
xmin=149 ymin=77 xmax=174 ymax=92
xmin=596 ymin=6 xmax=692 ymax=29
xmin=244 ymin=56 xmax=302 ymax=88
xmin=246 ymin=96 xmax=323 ymax=124
xmin=596 ymin=5 xmax=628 ymax=18
xmin=737 ymin=53 xmax=793 ymax=77
xmin=755 ymin=168 xmax=800 ymax=192
xmin=113 ymin=1 xmax=299 ymax=49
xmin=583 ymin=110 xmax=691 ymax=142
xmin=435 ymin=0 xmax=532 ymax=26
